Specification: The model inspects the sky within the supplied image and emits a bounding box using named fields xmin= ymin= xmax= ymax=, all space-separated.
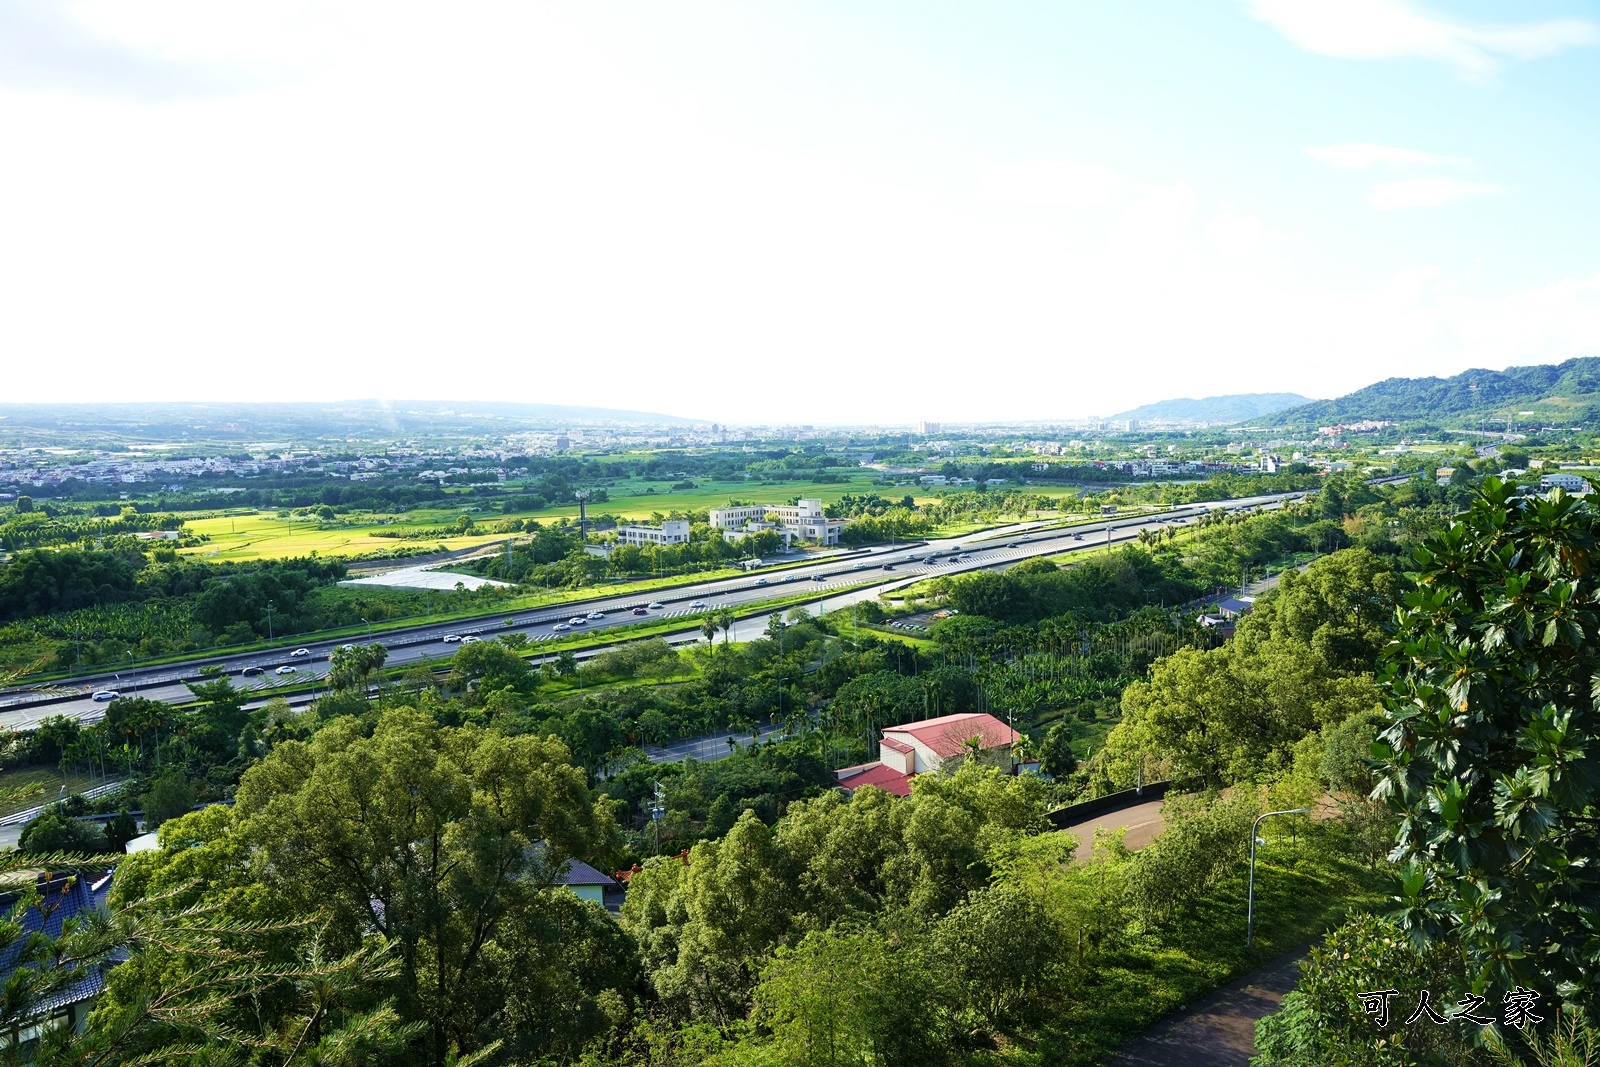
xmin=1 ymin=1 xmax=1598 ymax=424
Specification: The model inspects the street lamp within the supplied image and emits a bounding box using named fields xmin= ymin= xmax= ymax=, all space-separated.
xmin=1247 ymin=807 xmax=1311 ymax=948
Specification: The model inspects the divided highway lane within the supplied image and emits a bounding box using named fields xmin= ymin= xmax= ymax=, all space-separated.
xmin=0 ymin=490 xmax=1312 ymax=730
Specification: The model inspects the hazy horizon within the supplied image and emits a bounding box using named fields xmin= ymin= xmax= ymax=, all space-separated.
xmin=2 ymin=2 xmax=1597 ymax=422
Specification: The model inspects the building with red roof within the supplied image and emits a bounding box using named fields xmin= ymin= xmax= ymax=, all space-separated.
xmin=833 ymin=712 xmax=1022 ymax=796
xmin=834 ymin=761 xmax=915 ymax=796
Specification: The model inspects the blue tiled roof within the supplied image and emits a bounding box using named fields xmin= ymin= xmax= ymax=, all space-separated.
xmin=558 ymin=858 xmax=613 ymax=887
xmin=0 ymin=870 xmax=117 ymax=1014
xmin=528 ymin=841 xmax=615 ymax=888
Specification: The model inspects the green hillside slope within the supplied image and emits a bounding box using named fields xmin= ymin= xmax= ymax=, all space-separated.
xmin=1280 ymin=357 xmax=1600 ymax=425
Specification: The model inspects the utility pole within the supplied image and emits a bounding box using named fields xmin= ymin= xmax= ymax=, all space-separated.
xmin=650 ymin=782 xmax=666 ymax=853
xmin=1247 ymin=808 xmax=1311 ymax=947
xmin=575 ymin=490 xmax=591 ymax=543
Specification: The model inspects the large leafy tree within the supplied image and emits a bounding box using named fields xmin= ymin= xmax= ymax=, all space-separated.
xmin=1105 ymin=548 xmax=1392 ymax=788
xmin=1375 ymin=480 xmax=1600 ymax=1006
xmin=234 ymin=706 xmax=631 ymax=1063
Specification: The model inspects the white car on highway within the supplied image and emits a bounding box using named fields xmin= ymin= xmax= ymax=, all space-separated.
xmin=289 ymin=648 xmax=311 ymax=658
xmin=587 ymin=611 xmax=605 ymax=620
xmin=754 ymin=577 xmax=769 ymax=585
xmin=276 ymin=666 xmax=297 ymax=675
xmin=461 ymin=636 xmax=482 ymax=643
xmin=690 ymin=601 xmax=708 ymax=610
xmin=552 ymin=622 xmax=572 ymax=632
xmin=568 ymin=617 xmax=587 ymax=626
xmin=442 ymin=634 xmax=461 ymax=643
xmin=647 ymin=602 xmax=664 ymax=610
xmin=91 ymin=690 xmax=119 ymax=702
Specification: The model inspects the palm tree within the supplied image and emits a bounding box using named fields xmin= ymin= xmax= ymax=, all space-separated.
xmin=700 ymin=617 xmax=718 ymax=645
xmin=716 ymin=609 xmax=737 ymax=644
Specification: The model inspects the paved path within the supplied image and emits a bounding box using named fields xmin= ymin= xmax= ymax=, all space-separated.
xmin=1108 ymin=948 xmax=1306 ymax=1067
xmin=1062 ymin=798 xmax=1167 ymax=858
xmin=642 ymin=725 xmax=785 ymax=764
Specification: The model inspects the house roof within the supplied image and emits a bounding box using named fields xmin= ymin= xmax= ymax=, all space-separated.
xmin=880 ymin=736 xmax=915 ymax=755
xmin=882 ymin=712 xmax=1021 ymax=759
xmin=529 ymin=842 xmax=615 ymax=888
xmin=0 ymin=872 xmax=117 ymax=1015
xmin=558 ymin=858 xmax=614 ymax=888
xmin=834 ymin=761 xmax=914 ymax=797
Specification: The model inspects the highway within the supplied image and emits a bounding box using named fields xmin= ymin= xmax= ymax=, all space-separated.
xmin=0 ymin=489 xmax=1312 ymax=731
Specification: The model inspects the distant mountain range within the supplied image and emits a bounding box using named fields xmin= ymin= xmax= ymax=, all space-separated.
xmin=0 ymin=400 xmax=697 ymax=444
xmin=1110 ymin=393 xmax=1313 ymax=424
xmin=1278 ymin=357 xmax=1600 ymax=426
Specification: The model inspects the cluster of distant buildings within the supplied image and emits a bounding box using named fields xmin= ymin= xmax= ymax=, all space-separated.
xmin=609 ymin=498 xmax=848 ymax=550
xmin=1316 ymin=420 xmax=1395 ymax=437
xmin=0 ymin=446 xmax=545 ymax=494
xmin=1433 ymin=466 xmax=1596 ymax=495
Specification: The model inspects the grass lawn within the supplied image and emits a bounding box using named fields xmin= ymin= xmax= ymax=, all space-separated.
xmin=178 ymin=512 xmax=510 ymax=563
xmin=1028 ymin=822 xmax=1390 ymax=1066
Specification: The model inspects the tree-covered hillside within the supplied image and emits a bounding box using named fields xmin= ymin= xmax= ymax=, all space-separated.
xmin=1279 ymin=356 xmax=1600 ymax=425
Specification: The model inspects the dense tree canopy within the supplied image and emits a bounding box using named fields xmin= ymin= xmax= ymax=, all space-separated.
xmin=1375 ymin=480 xmax=1600 ymax=1008
xmin=1102 ymin=549 xmax=1397 ymax=788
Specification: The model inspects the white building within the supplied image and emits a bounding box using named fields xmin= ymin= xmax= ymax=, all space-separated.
xmin=1541 ymin=473 xmax=1593 ymax=494
xmin=708 ymin=498 xmax=846 ymax=546
xmin=615 ymin=519 xmax=691 ymax=548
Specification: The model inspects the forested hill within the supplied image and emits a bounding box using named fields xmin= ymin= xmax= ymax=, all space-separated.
xmin=1110 ymin=392 xmax=1310 ymax=424
xmin=1277 ymin=356 xmax=1600 ymax=426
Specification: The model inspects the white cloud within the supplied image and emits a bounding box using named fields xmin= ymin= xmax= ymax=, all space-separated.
xmin=978 ymin=161 xmax=1121 ymax=207
xmin=1106 ymin=184 xmax=1198 ymax=268
xmin=1243 ymin=0 xmax=1600 ymax=77
xmin=1384 ymin=265 xmax=1441 ymax=305
xmin=1368 ymin=178 xmax=1504 ymax=209
xmin=1207 ymin=212 xmax=1291 ymax=256
xmin=1307 ymin=143 xmax=1469 ymax=169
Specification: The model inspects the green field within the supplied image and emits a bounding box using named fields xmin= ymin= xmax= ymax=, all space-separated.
xmin=0 ymin=766 xmax=102 ymax=818
xmin=179 ymin=512 xmax=510 ymax=562
xmin=179 ymin=473 xmax=890 ymax=563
